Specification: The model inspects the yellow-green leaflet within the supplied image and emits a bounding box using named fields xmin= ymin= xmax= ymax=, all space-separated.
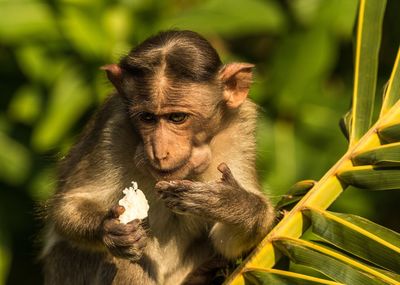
xmin=304 ymin=208 xmax=400 ymax=274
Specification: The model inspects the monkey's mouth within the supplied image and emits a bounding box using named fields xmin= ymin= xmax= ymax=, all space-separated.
xmin=149 ymin=164 xmax=189 ymax=181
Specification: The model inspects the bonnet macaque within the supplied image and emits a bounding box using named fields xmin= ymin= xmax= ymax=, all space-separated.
xmin=41 ymin=30 xmax=274 ymax=285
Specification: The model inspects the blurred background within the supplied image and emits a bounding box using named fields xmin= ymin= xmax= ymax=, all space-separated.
xmin=0 ymin=0 xmax=399 ymax=284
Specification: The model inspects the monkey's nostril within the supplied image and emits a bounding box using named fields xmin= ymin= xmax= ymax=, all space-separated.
xmin=153 ymin=153 xmax=170 ymax=169
xmin=156 ymin=151 xmax=169 ymax=161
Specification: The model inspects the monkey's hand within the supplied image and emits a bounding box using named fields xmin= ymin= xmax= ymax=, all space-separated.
xmin=156 ymin=163 xmax=274 ymax=259
xmin=102 ymin=205 xmax=148 ymax=261
xmin=155 ymin=163 xmax=254 ymax=219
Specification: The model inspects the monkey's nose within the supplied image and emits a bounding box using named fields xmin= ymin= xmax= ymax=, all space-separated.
xmin=154 ymin=150 xmax=169 ymax=166
xmin=151 ymin=143 xmax=170 ymax=168
xmin=155 ymin=153 xmax=168 ymax=162
xmin=153 ymin=155 xmax=173 ymax=172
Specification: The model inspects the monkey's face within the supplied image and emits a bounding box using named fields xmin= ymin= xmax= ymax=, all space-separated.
xmin=103 ymin=59 xmax=253 ymax=181
xmin=129 ymin=82 xmax=221 ymax=181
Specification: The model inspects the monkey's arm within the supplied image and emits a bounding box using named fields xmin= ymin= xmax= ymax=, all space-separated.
xmin=49 ymin=188 xmax=147 ymax=260
xmin=46 ymin=96 xmax=147 ymax=257
xmin=209 ymin=163 xmax=273 ymax=258
xmin=155 ymin=163 xmax=275 ymax=259
xmin=49 ymin=187 xmax=112 ymax=249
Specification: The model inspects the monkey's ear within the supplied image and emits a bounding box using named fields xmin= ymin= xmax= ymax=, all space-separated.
xmin=101 ymin=64 xmax=124 ymax=95
xmin=219 ymin=63 xmax=254 ymax=109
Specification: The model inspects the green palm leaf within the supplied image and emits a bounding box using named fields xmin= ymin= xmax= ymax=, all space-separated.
xmin=379 ymin=122 xmax=400 ymax=143
xmin=352 ymin=142 xmax=400 ymax=166
xmin=274 ymin=238 xmax=396 ymax=284
xmin=349 ymin=0 xmax=386 ymax=146
xmin=304 ymin=208 xmax=400 ymax=273
xmin=224 ymin=0 xmax=400 ymax=284
xmin=243 ymin=268 xmax=342 ymax=285
xmin=337 ymin=166 xmax=400 ymax=190
xmin=380 ymin=49 xmax=400 ymax=116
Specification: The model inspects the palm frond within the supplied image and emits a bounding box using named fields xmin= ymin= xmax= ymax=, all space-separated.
xmin=223 ymin=0 xmax=400 ymax=284
xmin=349 ymin=0 xmax=386 ymax=146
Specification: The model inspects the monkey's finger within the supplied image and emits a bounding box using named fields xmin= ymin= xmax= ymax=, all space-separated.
xmin=103 ymin=219 xmax=136 ymax=235
xmin=155 ymin=181 xmax=188 ymax=193
xmin=106 ymin=231 xmax=144 ymax=247
xmin=116 ymin=225 xmax=141 ymax=236
xmin=158 ymin=191 xmax=180 ymax=201
xmin=140 ymin=217 xmax=150 ymax=230
xmin=170 ymin=205 xmax=188 ymax=215
xmin=108 ymin=205 xmax=125 ymax=219
xmin=126 ymin=244 xmax=146 ymax=262
xmin=127 ymin=219 xmax=141 ymax=228
xmin=104 ymin=222 xmax=147 ymax=244
xmin=156 ymin=185 xmax=182 ymax=196
xmin=119 ymin=220 xmax=143 ymax=235
xmin=217 ymin=162 xmax=236 ymax=184
xmin=155 ymin=181 xmax=174 ymax=191
xmin=135 ymin=235 xmax=148 ymax=250
xmin=108 ymin=234 xmax=147 ymax=261
xmin=173 ymin=180 xmax=196 ymax=189
xmin=164 ymin=198 xmax=181 ymax=209
xmin=103 ymin=218 xmax=120 ymax=229
xmin=217 ymin=162 xmax=230 ymax=173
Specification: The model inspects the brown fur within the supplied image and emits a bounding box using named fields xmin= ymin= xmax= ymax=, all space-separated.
xmin=41 ymin=30 xmax=274 ymax=285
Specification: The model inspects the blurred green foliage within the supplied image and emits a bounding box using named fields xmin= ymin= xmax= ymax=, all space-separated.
xmin=0 ymin=0 xmax=399 ymax=284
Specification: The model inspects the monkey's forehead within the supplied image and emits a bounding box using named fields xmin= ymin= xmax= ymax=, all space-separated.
xmin=124 ymin=78 xmax=222 ymax=104
xmin=129 ymin=92 xmax=219 ymax=116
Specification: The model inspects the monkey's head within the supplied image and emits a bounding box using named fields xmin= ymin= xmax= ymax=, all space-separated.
xmin=102 ymin=30 xmax=253 ymax=181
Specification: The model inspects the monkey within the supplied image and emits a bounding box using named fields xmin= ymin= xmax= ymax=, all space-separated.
xmin=40 ymin=30 xmax=275 ymax=285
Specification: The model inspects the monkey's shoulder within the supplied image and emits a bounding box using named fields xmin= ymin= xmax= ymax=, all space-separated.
xmin=57 ymin=95 xmax=139 ymax=183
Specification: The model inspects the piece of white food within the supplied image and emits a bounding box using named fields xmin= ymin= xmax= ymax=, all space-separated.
xmin=118 ymin=181 xmax=149 ymax=224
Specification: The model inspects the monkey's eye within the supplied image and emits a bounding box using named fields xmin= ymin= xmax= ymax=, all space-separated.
xmin=139 ymin=112 xmax=157 ymax=123
xmin=168 ymin=113 xmax=188 ymax=124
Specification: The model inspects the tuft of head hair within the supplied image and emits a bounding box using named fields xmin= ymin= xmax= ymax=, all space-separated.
xmin=120 ymin=30 xmax=222 ymax=83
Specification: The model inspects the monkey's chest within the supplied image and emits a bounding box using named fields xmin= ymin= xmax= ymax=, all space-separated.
xmin=149 ymin=239 xmax=213 ymax=284
xmin=145 ymin=212 xmax=214 ymax=284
